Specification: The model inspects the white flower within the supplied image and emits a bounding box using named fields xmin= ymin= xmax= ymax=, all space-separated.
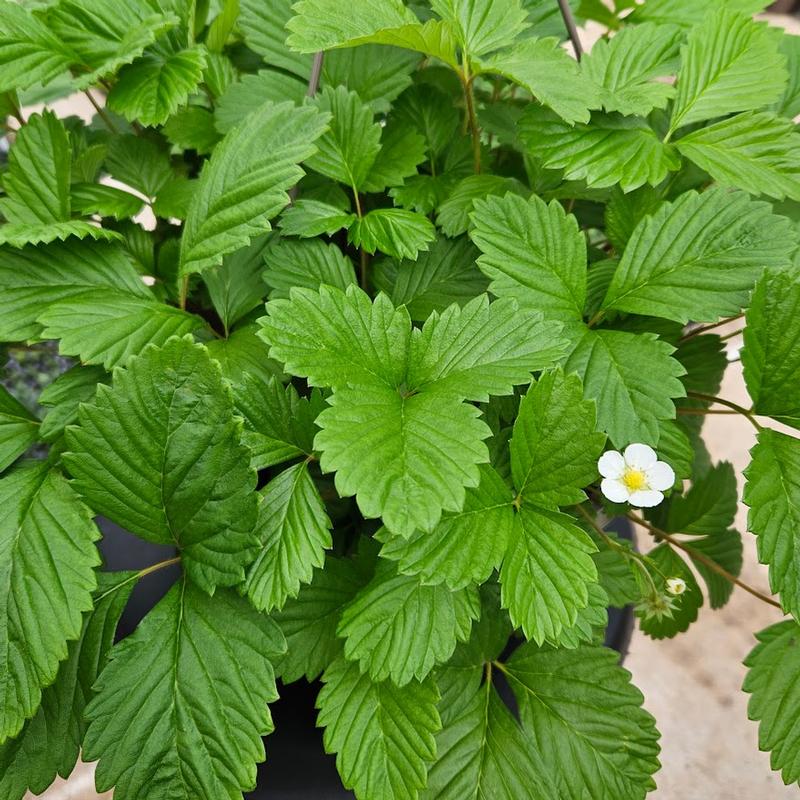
xmin=597 ymin=443 xmax=675 ymax=508
xmin=666 ymin=577 xmax=687 ymax=596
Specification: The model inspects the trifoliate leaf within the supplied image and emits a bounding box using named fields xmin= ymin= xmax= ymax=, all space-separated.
xmin=501 ymin=505 xmax=598 ymax=644
xmin=307 ymin=85 xmax=382 ymax=191
xmin=348 ymin=207 xmax=436 ymax=259
xmin=263 ymin=238 xmax=356 ymax=298
xmin=318 ymin=656 xmax=440 ymax=800
xmin=84 ymin=579 xmax=285 ymax=800
xmin=37 ymin=290 xmax=205 ymax=369
xmin=520 ymin=107 xmax=680 ymax=192
xmin=504 ymin=642 xmax=661 ymax=799
xmin=477 ymin=36 xmax=597 ymax=124
xmin=675 ymin=111 xmax=800 ymax=201
xmin=638 ymin=545 xmax=703 ymax=638
xmin=511 ymin=369 xmax=606 ymax=507
xmin=0 ymin=111 xmax=70 ymax=225
xmin=379 ymin=464 xmax=515 ymax=589
xmin=214 ymin=69 xmax=306 ymax=133
xmin=339 ymin=561 xmax=480 ymax=684
xmin=0 ymin=462 xmax=99 ymax=741
xmin=107 ymin=44 xmax=207 ymax=126
xmin=233 ymin=374 xmax=321 ymax=470
xmin=470 ymin=191 xmax=587 ymax=328
xmin=665 ymin=461 xmax=737 ymax=535
xmin=0 ymin=571 xmax=135 ymax=800
xmin=244 ymin=462 xmax=333 ymax=612
xmin=272 ymin=555 xmax=368 ymax=682
xmin=323 ymin=44 xmax=420 ymax=113
xmin=668 ymin=10 xmax=787 ymax=136
xmin=601 ymin=189 xmax=797 ymax=323
xmin=372 ymin=236 xmax=488 ymax=320
xmin=239 ymin=0 xmax=313 ymax=77
xmin=69 ymin=182 xmax=144 ymax=220
xmin=422 ymin=676 xmax=546 ymax=799
xmin=0 ymin=387 xmax=38 ymax=473
xmin=743 ymin=619 xmax=800 ymax=785
xmin=743 ymin=271 xmax=800 ymax=429
xmin=744 ymin=429 xmax=800 ymax=619
xmin=582 ymin=22 xmax=680 ymax=117
xmin=38 ymin=365 xmax=108 ymax=443
xmin=564 ymin=328 xmax=686 ymax=447
xmin=437 ymin=175 xmax=525 ymax=237
xmin=436 ymin=0 xmax=530 ymax=56
xmin=204 ymin=235 xmax=269 ymax=335
xmin=278 ymin=199 xmax=356 ymax=238
xmin=65 ymin=336 xmax=258 ymax=592
xmin=179 ymin=101 xmax=329 ymax=277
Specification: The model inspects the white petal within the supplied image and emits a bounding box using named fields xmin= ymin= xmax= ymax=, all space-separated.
xmin=601 ymin=478 xmax=630 ymax=503
xmin=598 ymin=450 xmax=625 ymax=478
xmin=629 ymin=489 xmax=664 ymax=508
xmin=624 ymin=443 xmax=658 ymax=470
xmin=645 ymin=461 xmax=675 ymax=491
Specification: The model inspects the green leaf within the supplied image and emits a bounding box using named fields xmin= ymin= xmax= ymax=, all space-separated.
xmin=743 ymin=619 xmax=800 ymax=785
xmin=675 ymin=333 xmax=727 ymax=397
xmin=743 ymin=271 xmax=800 ymax=428
xmin=233 ymin=374 xmax=321 ymax=470
xmin=306 ymin=85 xmax=382 ymax=190
xmin=511 ymin=369 xmax=606 ymax=507
xmin=582 ymin=22 xmax=680 ymax=116
xmin=592 ymin=530 xmax=640 ymax=608
xmin=286 ymin=0 xmax=418 ymax=53
xmin=162 ymin=107 xmax=222 ymax=154
xmin=0 ymin=1 xmax=73 ymax=94
xmin=205 ymin=323 xmax=284 ymax=385
xmin=564 ymin=328 xmax=686 ymax=447
xmin=501 ymin=505 xmax=598 ymax=644
xmin=771 ymin=33 xmax=800 ymax=120
xmin=668 ymin=10 xmax=787 ymax=136
xmin=0 ymin=571 xmax=135 ymax=799
xmin=688 ymin=528 xmax=743 ymax=609
xmin=339 ymin=560 xmax=480 ymax=683
xmin=605 ymin=185 xmax=663 ymax=253
xmin=70 ymin=182 xmax=144 ymax=220
xmin=38 ymin=290 xmax=204 ymax=369
xmin=38 ymin=365 xmax=108 ymax=443
xmin=437 ymin=175 xmax=524 ymax=238
xmin=0 ymin=387 xmax=38 ymax=473
xmin=278 ymin=199 xmax=356 ymax=238
xmin=0 ymin=111 xmax=70 ymax=225
xmin=638 ymin=544 xmax=703 ymax=638
xmin=422 ymin=676 xmax=546 ymax=799
xmin=272 ymin=554 xmax=368 ymax=682
xmin=362 ymin=120 xmax=427 ymax=193
xmin=104 ymin=134 xmax=172 ymax=198
xmin=372 ymin=236 xmax=488 ymax=321
xmin=0 ymin=220 xmax=122 ymax=249
xmin=179 ymin=101 xmax=329 ymax=277
xmin=204 ymin=235 xmax=269 ymax=334
xmin=379 ymin=464 xmax=515 ymax=589
xmin=84 ymin=579 xmax=285 ymax=800
xmin=152 ymin=176 xmax=198 ymax=219
xmin=244 ymin=462 xmax=332 ymax=612
xmin=744 ymin=429 xmax=800 ymax=618
xmin=665 ymin=461 xmax=738 ymax=535
xmin=239 ymin=0 xmax=313 ymax=78
xmin=519 ymin=107 xmax=680 ymax=192
xmin=477 ymin=37 xmax=599 ymax=124
xmin=323 ymin=44 xmax=420 ymax=113
xmin=503 ymin=642 xmax=661 ymax=798
xmin=263 ymin=238 xmax=356 ymax=298
xmin=107 ymin=44 xmax=207 ymax=126
xmin=318 ymin=655 xmax=440 ymax=800
xmin=431 ymin=0 xmax=529 ymax=57
xmin=0 ymin=462 xmax=99 ymax=741
xmin=65 ymin=336 xmax=258 ymax=592
xmin=391 ymin=174 xmax=460 ymax=215
xmin=675 ymin=111 xmax=800 ymax=201
xmin=601 ymin=189 xmax=797 ymax=323
xmin=348 ymin=207 xmax=436 ymax=259
xmin=470 ymin=191 xmax=587 ymax=328
xmin=206 ymin=0 xmax=239 ymax=52
xmin=630 ymin=0 xmax=768 ymax=26
xmin=214 ymin=69 xmax=306 ymax=133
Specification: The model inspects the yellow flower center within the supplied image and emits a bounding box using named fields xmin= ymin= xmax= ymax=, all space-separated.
xmin=622 ymin=468 xmax=647 ymax=492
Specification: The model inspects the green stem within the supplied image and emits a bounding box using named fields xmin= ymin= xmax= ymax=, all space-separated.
xmin=83 ymin=89 xmax=118 ymax=134
xmin=94 ymin=556 xmax=181 ymax=603
xmin=681 ymin=314 xmax=744 ymax=341
xmin=460 ymin=64 xmax=481 ymax=174
xmin=587 ymin=309 xmax=605 ymax=328
xmin=686 ymin=390 xmax=762 ymax=431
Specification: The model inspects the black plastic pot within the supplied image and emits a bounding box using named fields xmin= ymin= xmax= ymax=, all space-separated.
xmin=97 ymin=517 xmax=636 ymax=800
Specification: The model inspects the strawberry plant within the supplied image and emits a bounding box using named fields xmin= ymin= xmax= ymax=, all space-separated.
xmin=1 ymin=0 xmax=800 ymax=797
